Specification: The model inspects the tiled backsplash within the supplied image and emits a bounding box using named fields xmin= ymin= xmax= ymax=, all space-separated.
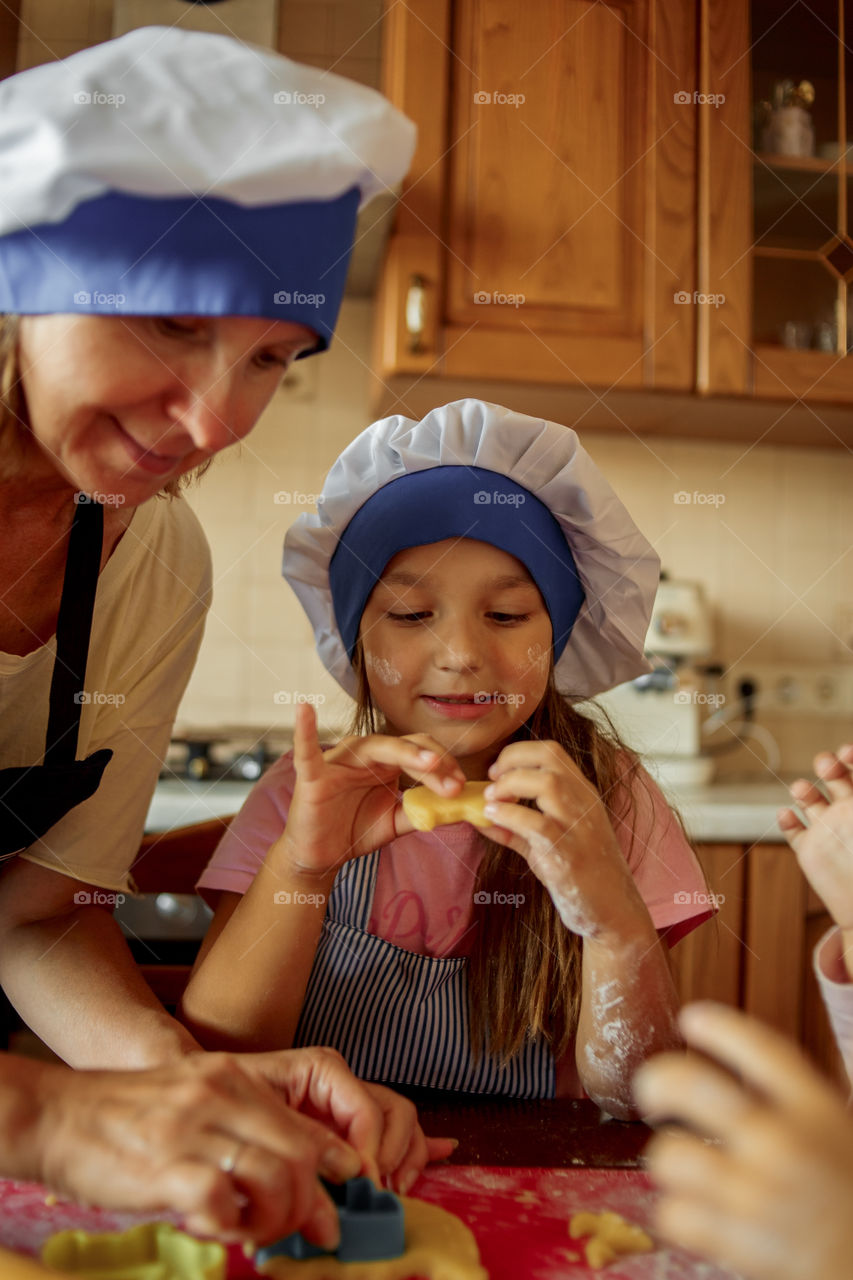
xmin=177 ymin=296 xmax=853 ymax=779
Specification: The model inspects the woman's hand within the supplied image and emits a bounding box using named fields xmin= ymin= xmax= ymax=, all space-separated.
xmin=481 ymin=739 xmax=646 ymax=940
xmin=635 ymin=1001 xmax=853 ymax=1280
xmin=237 ymin=1047 xmax=456 ymax=1193
xmin=28 ymin=1052 xmax=364 ymax=1247
xmin=279 ymin=702 xmax=466 ymax=878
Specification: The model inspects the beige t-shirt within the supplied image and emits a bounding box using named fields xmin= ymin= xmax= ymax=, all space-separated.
xmin=0 ymin=496 xmax=212 ymax=891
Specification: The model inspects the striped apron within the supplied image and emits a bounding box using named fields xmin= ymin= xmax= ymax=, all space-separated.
xmin=293 ymin=850 xmax=555 ymax=1097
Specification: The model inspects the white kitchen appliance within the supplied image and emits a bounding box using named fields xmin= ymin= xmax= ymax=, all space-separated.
xmin=593 ymin=576 xmax=719 ymax=788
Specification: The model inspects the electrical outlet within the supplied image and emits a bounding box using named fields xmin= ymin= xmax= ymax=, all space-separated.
xmin=724 ymin=663 xmax=853 ymax=717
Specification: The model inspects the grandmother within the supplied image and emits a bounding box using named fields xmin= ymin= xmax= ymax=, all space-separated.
xmin=0 ymin=25 xmax=439 ymax=1240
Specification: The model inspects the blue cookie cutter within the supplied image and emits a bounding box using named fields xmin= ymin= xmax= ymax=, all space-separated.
xmin=255 ymin=1177 xmax=405 ymax=1265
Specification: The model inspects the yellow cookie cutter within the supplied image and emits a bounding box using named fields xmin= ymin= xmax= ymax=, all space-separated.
xmin=41 ymin=1222 xmax=226 ymax=1279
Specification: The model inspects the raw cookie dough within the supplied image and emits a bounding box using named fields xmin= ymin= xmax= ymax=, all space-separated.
xmin=256 ymin=1197 xmax=487 ymax=1280
xmin=569 ymin=1211 xmax=654 ymax=1271
xmin=402 ymin=782 xmax=490 ymax=832
xmin=41 ymin=1222 xmax=226 ymax=1279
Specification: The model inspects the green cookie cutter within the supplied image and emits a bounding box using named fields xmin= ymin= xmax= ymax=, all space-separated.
xmin=41 ymin=1222 xmax=226 ymax=1279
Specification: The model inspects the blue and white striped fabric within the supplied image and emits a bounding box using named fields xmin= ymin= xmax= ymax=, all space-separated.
xmin=294 ymin=851 xmax=555 ymax=1098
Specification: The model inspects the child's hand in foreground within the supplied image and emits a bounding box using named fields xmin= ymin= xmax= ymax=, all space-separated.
xmin=778 ymin=744 xmax=853 ymax=978
xmin=635 ymin=1001 xmax=853 ymax=1280
xmin=482 ymin=739 xmax=648 ymax=941
xmin=279 ymin=703 xmax=466 ymax=878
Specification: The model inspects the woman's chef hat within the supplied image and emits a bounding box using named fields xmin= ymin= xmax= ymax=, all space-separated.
xmin=0 ymin=26 xmax=415 ymax=350
xmin=283 ymin=399 xmax=660 ymax=699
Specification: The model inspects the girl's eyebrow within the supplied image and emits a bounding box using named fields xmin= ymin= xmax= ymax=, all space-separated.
xmin=379 ymin=571 xmax=535 ymax=590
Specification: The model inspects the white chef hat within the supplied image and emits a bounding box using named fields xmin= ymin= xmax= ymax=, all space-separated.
xmin=283 ymin=399 xmax=659 ymax=699
xmin=0 ymin=27 xmax=415 ymax=351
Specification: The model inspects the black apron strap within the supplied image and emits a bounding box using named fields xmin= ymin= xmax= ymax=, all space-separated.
xmin=44 ymin=499 xmax=105 ymax=767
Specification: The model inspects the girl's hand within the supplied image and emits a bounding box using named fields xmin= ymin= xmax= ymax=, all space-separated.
xmin=482 ymin=740 xmax=645 ymax=941
xmin=778 ymin=745 xmax=853 ymax=934
xmin=635 ymin=1001 xmax=853 ymax=1280
xmin=279 ymin=703 xmax=465 ymax=878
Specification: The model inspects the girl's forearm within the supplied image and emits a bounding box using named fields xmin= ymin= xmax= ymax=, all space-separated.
xmin=180 ymin=849 xmax=336 ymax=1051
xmin=576 ymin=916 xmax=681 ymax=1120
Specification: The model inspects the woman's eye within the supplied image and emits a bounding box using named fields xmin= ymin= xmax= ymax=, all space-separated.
xmin=488 ymin=612 xmax=531 ymax=624
xmin=157 ymin=317 xmax=198 ymax=336
xmin=255 ymin=351 xmax=291 ymax=369
xmin=387 ymin=611 xmax=431 ymax=623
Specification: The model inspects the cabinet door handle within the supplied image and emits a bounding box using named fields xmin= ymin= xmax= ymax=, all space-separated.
xmin=405 ymin=274 xmax=427 ymax=353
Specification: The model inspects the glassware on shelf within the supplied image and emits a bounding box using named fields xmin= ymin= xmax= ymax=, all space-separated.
xmin=757 ymin=80 xmax=816 ymax=157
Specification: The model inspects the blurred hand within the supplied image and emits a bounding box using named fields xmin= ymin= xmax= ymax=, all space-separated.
xmin=635 ymin=1001 xmax=853 ymax=1280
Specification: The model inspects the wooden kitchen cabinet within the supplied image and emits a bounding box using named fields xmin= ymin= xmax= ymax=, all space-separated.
xmin=703 ymin=0 xmax=853 ymax=411
xmin=669 ymin=842 xmax=746 ymax=1009
xmin=374 ymin=0 xmax=853 ymax=443
xmin=670 ymin=840 xmax=846 ymax=1088
xmin=375 ymin=0 xmax=698 ymax=400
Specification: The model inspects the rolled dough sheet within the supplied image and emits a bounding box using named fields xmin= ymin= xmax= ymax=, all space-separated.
xmin=256 ymin=1196 xmax=487 ymax=1280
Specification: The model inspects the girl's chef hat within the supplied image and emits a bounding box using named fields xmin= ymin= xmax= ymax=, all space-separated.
xmin=284 ymin=399 xmax=659 ymax=699
xmin=0 ymin=26 xmax=415 ymax=350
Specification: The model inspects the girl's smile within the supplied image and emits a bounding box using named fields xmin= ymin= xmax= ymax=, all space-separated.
xmin=359 ymin=538 xmax=553 ymax=777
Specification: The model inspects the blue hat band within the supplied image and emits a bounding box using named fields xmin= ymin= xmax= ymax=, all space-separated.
xmin=0 ymin=187 xmax=360 ymax=350
xmin=329 ymin=466 xmax=585 ymax=663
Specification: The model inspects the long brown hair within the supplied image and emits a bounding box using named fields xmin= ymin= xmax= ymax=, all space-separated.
xmin=348 ymin=643 xmax=679 ymax=1065
xmin=0 ymin=313 xmax=209 ymax=495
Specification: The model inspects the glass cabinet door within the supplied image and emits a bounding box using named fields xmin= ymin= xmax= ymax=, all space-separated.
xmin=749 ymin=0 xmax=853 ymax=392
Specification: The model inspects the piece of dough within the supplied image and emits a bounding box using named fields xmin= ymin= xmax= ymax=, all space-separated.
xmin=569 ymin=1210 xmax=653 ymax=1271
xmin=402 ymin=782 xmax=490 ymax=832
xmin=257 ymin=1197 xmax=486 ymax=1280
xmin=41 ymin=1221 xmax=226 ymax=1278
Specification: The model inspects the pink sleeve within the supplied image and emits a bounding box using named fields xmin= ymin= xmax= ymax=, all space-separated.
xmin=813 ymin=926 xmax=853 ymax=1089
xmin=611 ymin=759 xmax=715 ymax=947
xmin=195 ymin=750 xmax=296 ymax=904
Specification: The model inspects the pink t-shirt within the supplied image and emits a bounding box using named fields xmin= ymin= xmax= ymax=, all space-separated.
xmin=198 ymin=749 xmax=712 ymax=956
xmin=198 ymin=750 xmax=711 ymax=1096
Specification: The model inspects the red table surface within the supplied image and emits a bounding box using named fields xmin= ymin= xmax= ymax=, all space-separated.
xmin=0 ymin=1166 xmax=740 ymax=1279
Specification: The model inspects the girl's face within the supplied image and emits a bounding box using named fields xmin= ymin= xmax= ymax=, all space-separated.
xmin=359 ymin=538 xmax=553 ymax=778
xmin=17 ymin=313 xmax=317 ymax=507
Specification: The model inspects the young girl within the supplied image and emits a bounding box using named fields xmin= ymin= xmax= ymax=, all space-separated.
xmin=181 ymin=400 xmax=713 ymax=1117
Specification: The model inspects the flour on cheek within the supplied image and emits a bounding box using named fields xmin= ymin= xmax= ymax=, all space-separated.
xmin=364 ymin=651 xmax=403 ymax=686
xmin=526 ymin=643 xmax=549 ymax=676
